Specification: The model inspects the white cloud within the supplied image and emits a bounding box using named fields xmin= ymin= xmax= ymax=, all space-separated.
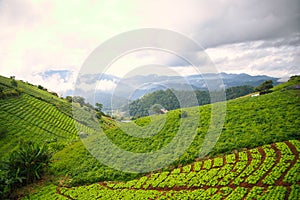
xmin=28 ymin=71 xmax=75 ymax=96
xmin=106 ymin=49 xmax=178 ymax=78
xmin=0 ymin=0 xmax=299 ymax=96
xmin=206 ymin=37 xmax=300 ymax=78
xmin=96 ymin=80 xmax=117 ymax=92
xmin=170 ymin=66 xmax=206 ymax=76
xmin=0 ymin=0 xmax=140 ymax=93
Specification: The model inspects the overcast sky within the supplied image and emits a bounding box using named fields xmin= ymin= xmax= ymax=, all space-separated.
xmin=0 ymin=0 xmax=299 ymax=94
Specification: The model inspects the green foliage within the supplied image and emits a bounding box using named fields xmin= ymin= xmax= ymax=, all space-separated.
xmin=0 ymin=142 xmax=51 ymax=198
xmin=129 ymin=89 xmax=180 ymax=117
xmin=48 ymin=81 xmax=299 ymax=186
xmin=273 ymin=75 xmax=300 ymax=91
xmin=0 ymin=93 xmax=79 ymax=157
xmin=255 ymin=80 xmax=273 ymax=94
xmin=50 ymin=140 xmax=139 ymax=185
xmin=95 ymin=103 xmax=103 ymax=112
xmin=129 ymin=85 xmax=255 ymax=117
xmin=11 ymin=79 xmax=18 ymax=87
xmin=37 ymin=85 xmax=46 ymax=90
xmin=72 ymin=96 xmax=86 ymax=107
xmin=27 ymin=140 xmax=300 ymax=199
xmin=180 ymin=110 xmax=188 ymax=118
xmin=0 ymin=88 xmax=22 ymax=99
xmin=65 ymin=96 xmax=72 ymax=103
xmin=1 ymin=75 xmax=300 ymax=198
xmin=225 ymin=85 xmax=254 ymax=100
xmin=95 ymin=103 xmax=103 ymax=119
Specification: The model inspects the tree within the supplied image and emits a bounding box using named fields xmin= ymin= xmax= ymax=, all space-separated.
xmin=95 ymin=103 xmax=103 ymax=112
xmin=72 ymin=96 xmax=85 ymax=107
xmin=150 ymin=104 xmax=162 ymax=115
xmin=66 ymin=96 xmax=72 ymax=103
xmin=255 ymin=80 xmax=273 ymax=94
xmin=95 ymin=103 xmax=103 ymax=119
xmin=11 ymin=79 xmax=18 ymax=87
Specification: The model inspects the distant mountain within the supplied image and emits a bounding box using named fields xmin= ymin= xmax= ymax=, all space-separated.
xmin=219 ymin=72 xmax=280 ymax=87
xmin=73 ymin=72 xmax=280 ymax=112
xmin=120 ymin=73 xmax=279 ymax=98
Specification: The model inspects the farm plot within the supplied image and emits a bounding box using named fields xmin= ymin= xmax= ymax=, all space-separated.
xmin=27 ymin=140 xmax=300 ymax=200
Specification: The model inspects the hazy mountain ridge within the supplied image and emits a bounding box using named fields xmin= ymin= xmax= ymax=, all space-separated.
xmin=75 ymin=72 xmax=280 ymax=112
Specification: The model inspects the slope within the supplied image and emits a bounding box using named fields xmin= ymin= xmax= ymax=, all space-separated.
xmin=48 ymin=76 xmax=299 ymax=185
xmin=26 ymin=140 xmax=300 ymax=199
xmin=1 ymin=75 xmax=299 ymax=198
xmin=0 ymin=75 xmax=95 ymax=158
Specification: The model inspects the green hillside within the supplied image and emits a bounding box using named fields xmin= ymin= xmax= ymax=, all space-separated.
xmin=0 ymin=75 xmax=299 ymax=199
xmin=0 ymin=75 xmax=94 ymax=157
xmin=128 ymin=85 xmax=254 ymax=118
xmin=26 ymin=140 xmax=300 ymax=199
xmin=48 ymin=76 xmax=300 ymax=185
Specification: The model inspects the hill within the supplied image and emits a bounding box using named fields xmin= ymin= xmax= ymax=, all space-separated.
xmin=26 ymin=140 xmax=300 ymax=199
xmin=31 ymin=76 xmax=300 ymax=185
xmin=0 ymin=75 xmax=99 ymax=157
xmin=72 ymin=72 xmax=279 ymax=112
xmin=128 ymin=85 xmax=254 ymax=118
xmin=0 ymin=75 xmax=299 ymax=199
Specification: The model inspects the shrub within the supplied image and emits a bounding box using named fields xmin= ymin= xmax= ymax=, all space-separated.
xmin=11 ymin=79 xmax=18 ymax=87
xmin=181 ymin=111 xmax=188 ymax=118
xmin=0 ymin=142 xmax=51 ymax=198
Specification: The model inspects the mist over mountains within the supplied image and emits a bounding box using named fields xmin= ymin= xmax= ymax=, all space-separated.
xmin=69 ymin=72 xmax=280 ymax=112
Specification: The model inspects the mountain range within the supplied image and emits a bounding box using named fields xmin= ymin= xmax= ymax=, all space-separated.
xmin=71 ymin=72 xmax=280 ymax=112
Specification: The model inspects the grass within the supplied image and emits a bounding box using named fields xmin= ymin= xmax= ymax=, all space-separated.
xmin=0 ymin=74 xmax=299 ymax=199
xmin=44 ymin=76 xmax=300 ymax=185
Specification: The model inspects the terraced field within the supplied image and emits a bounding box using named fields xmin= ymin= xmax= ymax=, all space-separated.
xmin=27 ymin=140 xmax=300 ymax=199
xmin=1 ymin=75 xmax=299 ymax=199
xmin=0 ymin=75 xmax=96 ymax=157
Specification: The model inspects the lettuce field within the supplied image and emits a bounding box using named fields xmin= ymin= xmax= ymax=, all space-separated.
xmin=28 ymin=140 xmax=300 ymax=199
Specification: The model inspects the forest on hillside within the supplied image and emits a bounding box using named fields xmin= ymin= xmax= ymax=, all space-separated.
xmin=129 ymin=85 xmax=254 ymax=117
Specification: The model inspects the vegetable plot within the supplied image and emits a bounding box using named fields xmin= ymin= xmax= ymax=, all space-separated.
xmin=28 ymin=140 xmax=300 ymax=199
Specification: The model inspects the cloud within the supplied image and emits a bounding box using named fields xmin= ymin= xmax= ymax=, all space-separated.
xmin=138 ymin=0 xmax=300 ymax=48
xmin=0 ymin=0 xmax=140 ymax=93
xmin=0 ymin=0 xmax=299 ymax=96
xmin=206 ymin=36 xmax=300 ymax=77
xmin=96 ymin=80 xmax=117 ymax=92
xmin=30 ymin=69 xmax=75 ymax=96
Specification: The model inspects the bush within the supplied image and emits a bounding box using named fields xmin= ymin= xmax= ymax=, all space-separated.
xmin=0 ymin=142 xmax=51 ymax=198
xmin=180 ymin=111 xmax=188 ymax=118
xmin=11 ymin=79 xmax=18 ymax=87
xmin=38 ymin=85 xmax=45 ymax=90
xmin=255 ymin=80 xmax=273 ymax=94
xmin=1 ymin=89 xmax=18 ymax=99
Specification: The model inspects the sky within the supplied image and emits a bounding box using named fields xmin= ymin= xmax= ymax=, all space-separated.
xmin=0 ymin=0 xmax=299 ymax=95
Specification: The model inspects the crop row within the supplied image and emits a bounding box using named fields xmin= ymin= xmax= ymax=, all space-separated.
xmin=3 ymin=93 xmax=100 ymax=136
xmin=106 ymin=140 xmax=299 ymax=190
xmin=45 ymin=184 xmax=297 ymax=200
xmin=0 ymin=110 xmax=73 ymax=142
xmin=0 ymin=107 xmax=76 ymax=141
xmin=0 ymin=94 xmax=99 ymax=152
xmin=26 ymin=140 xmax=300 ymax=200
xmin=1 ymin=94 xmax=77 ymax=134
